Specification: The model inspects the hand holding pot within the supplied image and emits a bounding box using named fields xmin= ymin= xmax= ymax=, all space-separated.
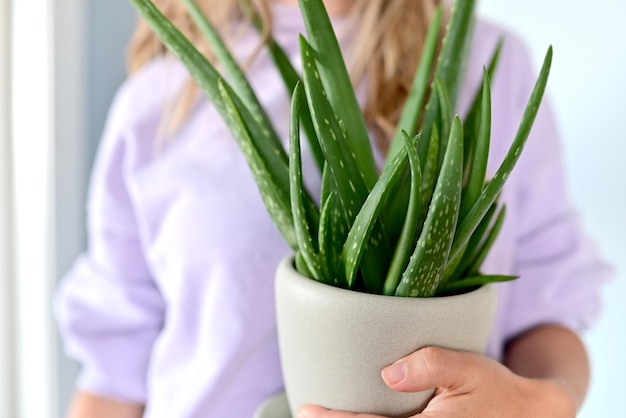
xmin=297 ymin=347 xmax=577 ymax=418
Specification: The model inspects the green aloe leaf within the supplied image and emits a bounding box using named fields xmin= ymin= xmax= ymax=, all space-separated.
xmin=435 ymin=0 xmax=476 ymax=112
xmin=443 ymin=200 xmax=497 ymax=282
xmin=183 ymin=0 xmax=304 ymax=189
xmin=383 ymin=132 xmax=422 ymax=296
xmin=465 ymin=205 xmax=506 ymax=276
xmin=462 ymin=39 xmax=502 ymax=172
xmin=419 ymin=124 xmax=440 ymax=226
xmin=300 ymin=35 xmax=390 ymax=292
xmin=299 ymin=36 xmax=369 ymax=224
xmin=318 ymin=165 xmax=348 ymax=286
xmin=130 ymin=0 xmax=224 ymax=105
xmin=384 ymin=0 xmax=464 ymax=245
xmin=294 ymin=250 xmax=313 ymax=278
xmin=289 ymin=83 xmax=322 ymax=279
xmin=417 ymin=0 xmax=476 ymax=164
xmin=239 ymin=0 xmax=325 ymax=172
xmin=385 ymin=7 xmax=443 ymax=164
xmin=239 ymin=0 xmax=301 ymax=88
xmin=318 ymin=191 xmax=345 ymax=286
xmin=271 ymin=48 xmax=325 ymax=173
xmin=297 ymin=0 xmax=378 ymax=189
xmin=449 ymin=46 xmax=553 ymax=263
xmin=341 ymin=135 xmax=417 ymax=289
xmin=183 ymin=0 xmax=282 ymax=150
xmin=320 ymin=163 xmax=333 ymax=207
xmin=396 ymin=116 xmax=464 ymax=297
xmin=218 ymin=79 xmax=297 ymax=247
xmin=434 ymin=77 xmax=453 ymax=163
xmin=439 ymin=274 xmax=517 ymax=294
xmin=460 ymin=68 xmax=492 ymax=218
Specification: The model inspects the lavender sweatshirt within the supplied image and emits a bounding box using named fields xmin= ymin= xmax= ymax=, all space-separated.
xmin=55 ymin=4 xmax=611 ymax=417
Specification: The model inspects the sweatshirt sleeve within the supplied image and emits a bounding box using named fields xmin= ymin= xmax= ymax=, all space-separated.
xmin=498 ymin=34 xmax=613 ymax=341
xmin=54 ymin=78 xmax=165 ymax=404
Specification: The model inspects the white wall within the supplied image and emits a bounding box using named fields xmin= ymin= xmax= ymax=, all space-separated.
xmin=54 ymin=0 xmax=86 ymax=415
xmin=477 ymin=1 xmax=626 ymax=417
xmin=55 ymin=0 xmax=137 ymax=416
xmin=0 ymin=1 xmax=17 ymax=416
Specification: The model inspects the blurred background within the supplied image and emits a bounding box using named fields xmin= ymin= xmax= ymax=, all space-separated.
xmin=0 ymin=0 xmax=624 ymax=417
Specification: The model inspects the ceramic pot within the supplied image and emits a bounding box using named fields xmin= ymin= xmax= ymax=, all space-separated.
xmin=275 ymin=256 xmax=498 ymax=418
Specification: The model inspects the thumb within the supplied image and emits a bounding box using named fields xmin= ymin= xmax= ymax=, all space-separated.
xmin=381 ymin=347 xmax=481 ymax=393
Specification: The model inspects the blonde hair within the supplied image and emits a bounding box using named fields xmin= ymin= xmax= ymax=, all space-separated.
xmin=128 ymin=0 xmax=443 ymax=152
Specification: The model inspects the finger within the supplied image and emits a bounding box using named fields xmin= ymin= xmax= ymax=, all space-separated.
xmin=297 ymin=404 xmax=385 ymax=418
xmin=381 ymin=347 xmax=483 ymax=393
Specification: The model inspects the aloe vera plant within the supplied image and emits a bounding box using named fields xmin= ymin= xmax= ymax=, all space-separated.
xmin=129 ymin=0 xmax=552 ymax=297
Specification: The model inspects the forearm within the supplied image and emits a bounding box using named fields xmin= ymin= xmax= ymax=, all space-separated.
xmin=67 ymin=391 xmax=145 ymax=418
xmin=504 ymin=324 xmax=590 ymax=411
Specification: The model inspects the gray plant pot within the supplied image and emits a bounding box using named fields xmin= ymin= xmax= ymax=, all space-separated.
xmin=275 ymin=256 xmax=498 ymax=417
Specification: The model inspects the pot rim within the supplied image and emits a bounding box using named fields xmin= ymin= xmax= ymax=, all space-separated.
xmin=277 ymin=255 xmax=492 ymax=304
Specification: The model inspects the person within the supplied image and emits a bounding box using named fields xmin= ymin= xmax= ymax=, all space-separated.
xmin=54 ymin=0 xmax=612 ymax=417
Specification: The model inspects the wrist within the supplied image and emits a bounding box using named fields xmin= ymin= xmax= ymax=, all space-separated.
xmin=523 ymin=378 xmax=577 ymax=418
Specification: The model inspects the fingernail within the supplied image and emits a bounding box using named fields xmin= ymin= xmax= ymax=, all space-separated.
xmin=382 ymin=361 xmax=407 ymax=385
xmin=297 ymin=408 xmax=312 ymax=418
